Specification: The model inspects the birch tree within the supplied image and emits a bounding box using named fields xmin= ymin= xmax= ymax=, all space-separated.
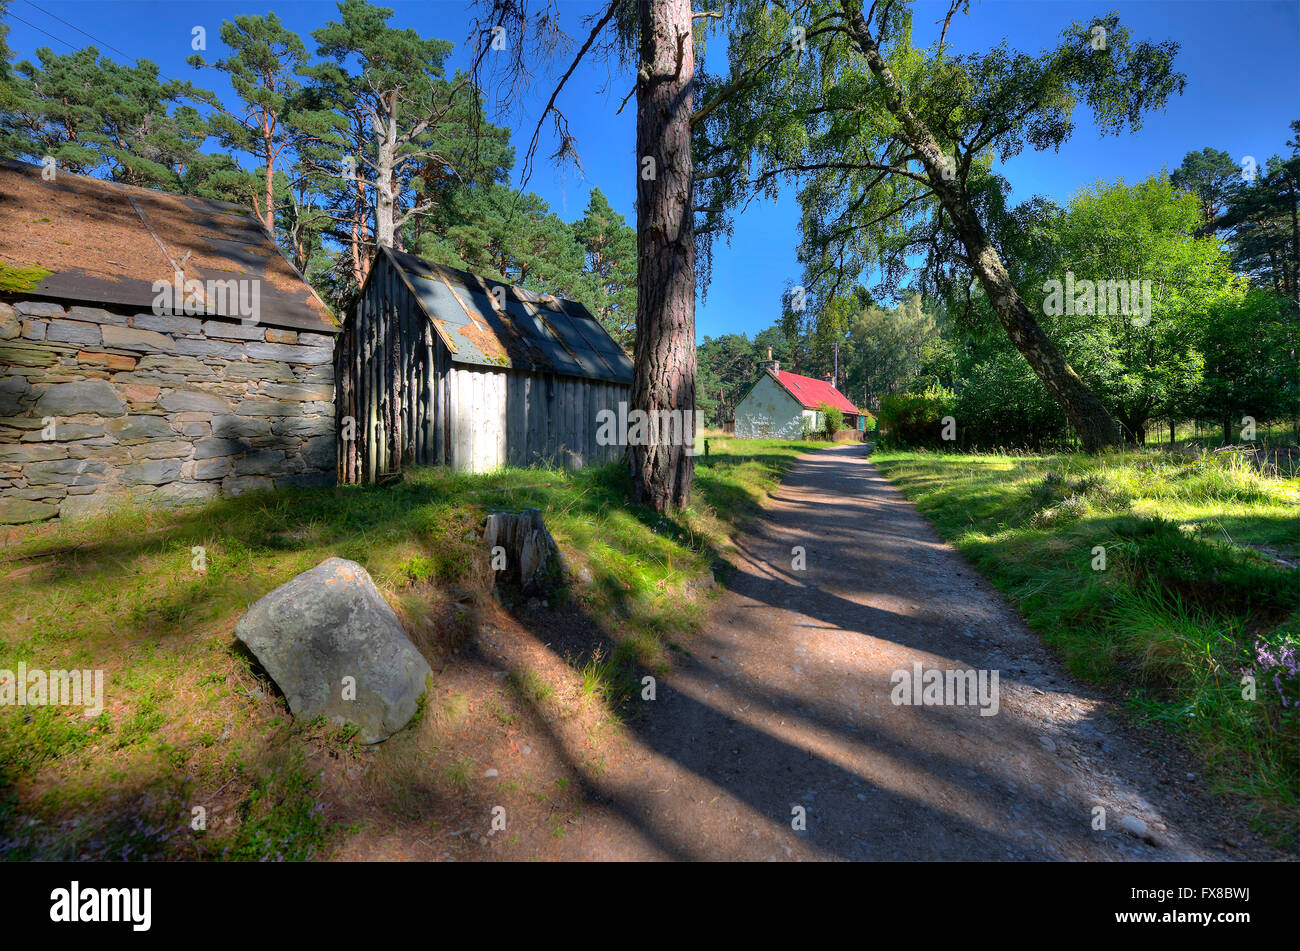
xmin=699 ymin=1 xmax=1188 ymax=450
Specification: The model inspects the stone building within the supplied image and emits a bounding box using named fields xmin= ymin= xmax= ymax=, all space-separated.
xmin=0 ymin=160 xmax=339 ymax=525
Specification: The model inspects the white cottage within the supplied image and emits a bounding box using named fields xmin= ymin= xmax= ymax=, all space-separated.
xmin=734 ymin=355 xmax=860 ymax=438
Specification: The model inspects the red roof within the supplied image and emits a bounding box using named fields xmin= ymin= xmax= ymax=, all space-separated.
xmin=774 ymin=370 xmax=858 ymax=413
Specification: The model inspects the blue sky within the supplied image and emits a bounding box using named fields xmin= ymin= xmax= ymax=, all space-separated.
xmin=4 ymin=0 xmax=1298 ymax=341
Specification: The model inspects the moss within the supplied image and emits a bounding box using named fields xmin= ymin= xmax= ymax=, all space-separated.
xmin=0 ymin=262 xmax=54 ymax=293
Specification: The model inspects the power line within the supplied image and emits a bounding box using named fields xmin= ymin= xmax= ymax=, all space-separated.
xmin=5 ymin=9 xmax=78 ymax=52
xmin=21 ymin=0 xmax=133 ymax=61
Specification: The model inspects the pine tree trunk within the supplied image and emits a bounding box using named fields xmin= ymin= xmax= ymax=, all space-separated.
xmin=263 ymin=131 xmax=276 ymax=235
xmin=375 ymin=103 xmax=398 ymax=250
xmin=629 ymin=0 xmax=697 ymax=512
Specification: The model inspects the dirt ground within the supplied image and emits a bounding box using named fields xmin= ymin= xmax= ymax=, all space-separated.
xmin=332 ymin=445 xmax=1286 ymax=861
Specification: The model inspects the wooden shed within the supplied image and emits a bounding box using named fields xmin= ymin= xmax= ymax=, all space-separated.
xmin=337 ymin=248 xmax=634 ymax=482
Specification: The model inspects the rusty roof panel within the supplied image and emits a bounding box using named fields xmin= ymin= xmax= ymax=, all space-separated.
xmin=0 ymin=159 xmax=337 ymax=333
xmin=385 ymin=248 xmax=632 ymax=384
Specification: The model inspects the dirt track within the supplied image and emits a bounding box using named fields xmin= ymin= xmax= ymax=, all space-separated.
xmin=346 ymin=445 xmax=1272 ymax=861
xmin=523 ymin=445 xmax=1261 ymax=860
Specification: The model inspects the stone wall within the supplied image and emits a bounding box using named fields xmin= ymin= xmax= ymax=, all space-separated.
xmin=0 ymin=299 xmax=337 ymax=525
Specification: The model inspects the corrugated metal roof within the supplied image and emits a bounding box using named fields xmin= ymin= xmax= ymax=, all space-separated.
xmin=384 ymin=248 xmax=634 ymax=384
xmin=0 ymin=159 xmax=338 ymax=333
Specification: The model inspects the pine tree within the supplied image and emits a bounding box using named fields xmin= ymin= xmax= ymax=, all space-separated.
xmin=573 ymin=187 xmax=637 ymax=349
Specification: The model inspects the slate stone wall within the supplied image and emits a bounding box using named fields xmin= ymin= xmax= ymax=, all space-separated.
xmin=0 ymin=299 xmax=336 ymax=525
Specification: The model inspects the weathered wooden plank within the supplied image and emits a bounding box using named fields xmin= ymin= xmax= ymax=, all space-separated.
xmin=585 ymin=379 xmax=595 ymax=468
xmin=564 ymin=376 xmax=574 ymax=470
xmin=531 ymin=375 xmax=543 ymax=466
xmin=398 ymin=290 xmax=409 ymax=467
xmin=466 ymin=370 xmax=478 ymax=471
xmin=366 ymin=288 xmax=378 ymax=482
xmin=435 ymin=342 xmax=447 ymax=466
xmin=505 ymin=374 xmax=521 ymax=466
xmin=544 ymin=374 xmax=555 ymax=467
xmin=478 ymin=371 xmax=492 ymax=472
xmin=553 ymin=376 xmax=565 ymax=467
xmin=483 ymin=371 xmax=497 ymax=471
xmin=573 ymin=378 xmax=584 ymax=469
xmin=522 ymin=376 xmax=532 ymax=467
xmin=448 ymin=366 xmax=462 ymax=471
xmin=574 ymin=376 xmax=585 ymax=470
xmin=578 ymin=378 xmax=587 ymax=468
xmin=494 ymin=371 xmax=507 ymax=469
xmin=464 ymin=369 xmax=478 ymax=472
xmin=421 ymin=323 xmax=434 ymax=464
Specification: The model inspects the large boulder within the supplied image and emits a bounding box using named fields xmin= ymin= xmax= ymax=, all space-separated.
xmin=234 ymin=558 xmax=433 ymax=744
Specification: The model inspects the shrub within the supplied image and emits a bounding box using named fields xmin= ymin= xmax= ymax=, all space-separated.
xmin=818 ymin=403 xmax=844 ymax=439
xmin=1108 ymin=516 xmax=1296 ymax=619
xmin=877 ymin=387 xmax=957 ymax=447
xmin=859 ymin=410 xmax=877 ymax=432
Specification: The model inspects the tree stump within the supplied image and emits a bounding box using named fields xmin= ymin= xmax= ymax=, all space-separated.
xmin=483 ymin=509 xmax=566 ymax=594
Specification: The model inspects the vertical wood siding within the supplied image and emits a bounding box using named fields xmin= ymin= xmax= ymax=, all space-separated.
xmin=338 ymin=255 xmax=630 ymax=482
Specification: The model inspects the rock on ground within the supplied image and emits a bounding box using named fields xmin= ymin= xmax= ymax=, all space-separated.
xmin=234 ymin=557 xmax=433 ymax=744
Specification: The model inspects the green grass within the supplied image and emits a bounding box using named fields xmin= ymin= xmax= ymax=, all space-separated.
xmin=872 ymin=447 xmax=1300 ymax=844
xmin=1141 ymin=419 xmax=1299 ymax=454
xmin=0 ymin=436 xmax=823 ymax=860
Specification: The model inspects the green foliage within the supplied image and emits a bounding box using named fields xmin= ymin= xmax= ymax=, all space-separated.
xmin=1170 ymin=147 xmax=1239 ymax=230
xmin=218 ymin=757 xmax=331 ymax=861
xmin=1203 ymin=122 xmax=1300 ymax=300
xmin=571 ymin=187 xmax=637 ymax=350
xmin=1110 ymin=515 xmax=1295 ymax=618
xmin=296 ymin=0 xmax=514 ymax=300
xmin=1049 ymin=175 xmax=1232 ymax=439
xmin=818 ymin=403 xmax=843 ymax=438
xmin=4 ymin=45 xmax=212 ymax=190
xmin=697 ymin=327 xmax=796 ymax=427
xmin=0 ymin=706 xmax=95 ymax=775
xmin=414 ymin=182 xmax=631 ymax=342
xmin=1195 ymin=289 xmax=1299 ymax=430
xmin=877 ymin=387 xmax=957 ymax=447
xmin=873 ymin=448 xmax=1300 ymax=839
xmin=694 ymin=2 xmax=1186 ymax=444
xmin=185 ymin=11 xmax=337 ymax=271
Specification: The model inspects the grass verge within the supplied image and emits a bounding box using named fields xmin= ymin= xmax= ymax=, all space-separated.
xmin=871 ymin=446 xmax=1300 ymax=845
xmin=0 ymin=435 xmax=822 ymax=860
